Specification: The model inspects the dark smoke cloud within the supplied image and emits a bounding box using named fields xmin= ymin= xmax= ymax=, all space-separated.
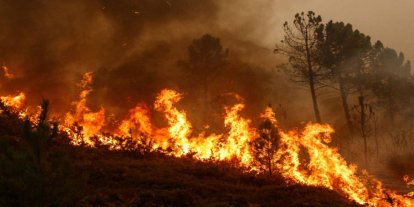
xmin=0 ymin=0 xmax=319 ymax=129
xmin=0 ymin=0 xmax=218 ymax=110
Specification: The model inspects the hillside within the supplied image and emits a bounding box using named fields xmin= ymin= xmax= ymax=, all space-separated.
xmin=72 ymin=147 xmax=358 ymax=207
xmin=0 ymin=104 xmax=357 ymax=206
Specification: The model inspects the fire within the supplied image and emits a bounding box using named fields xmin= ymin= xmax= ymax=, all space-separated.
xmin=1 ymin=72 xmax=414 ymax=206
xmin=64 ymin=72 xmax=105 ymax=145
xmin=404 ymin=175 xmax=414 ymax=187
xmin=154 ymin=89 xmax=192 ymax=155
xmin=118 ymin=104 xmax=153 ymax=137
xmin=1 ymin=65 xmax=14 ymax=79
xmin=266 ymin=106 xmax=414 ymax=206
xmin=221 ymin=103 xmax=256 ymax=165
xmin=151 ymin=89 xmax=255 ymax=163
xmin=1 ymin=92 xmax=26 ymax=110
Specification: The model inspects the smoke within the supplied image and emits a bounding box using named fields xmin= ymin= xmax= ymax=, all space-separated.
xmin=0 ymin=0 xmax=302 ymax=126
xmin=3 ymin=0 xmax=398 ymax=129
xmin=0 ymin=0 xmax=213 ymax=108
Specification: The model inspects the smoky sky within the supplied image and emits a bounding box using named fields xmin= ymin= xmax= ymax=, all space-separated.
xmin=0 ymin=0 xmax=410 ymax=126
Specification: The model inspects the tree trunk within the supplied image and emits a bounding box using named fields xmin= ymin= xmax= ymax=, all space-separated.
xmin=309 ymin=78 xmax=322 ymax=123
xmin=338 ymin=75 xmax=353 ymax=134
xmin=268 ymin=141 xmax=273 ymax=176
xmin=373 ymin=114 xmax=379 ymax=159
xmin=358 ymin=96 xmax=369 ymax=168
xmin=202 ymin=77 xmax=208 ymax=124
xmin=305 ymin=32 xmax=322 ymax=123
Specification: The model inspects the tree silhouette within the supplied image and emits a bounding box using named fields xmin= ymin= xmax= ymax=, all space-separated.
xmin=370 ymin=42 xmax=413 ymax=124
xmin=316 ymin=21 xmax=372 ymax=133
xmin=351 ymin=96 xmax=376 ymax=167
xmin=180 ymin=34 xmax=228 ymax=123
xmin=275 ymin=11 xmax=324 ymax=123
xmin=252 ymin=117 xmax=280 ymax=176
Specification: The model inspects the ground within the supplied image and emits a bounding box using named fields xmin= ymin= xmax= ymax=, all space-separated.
xmin=71 ymin=147 xmax=359 ymax=207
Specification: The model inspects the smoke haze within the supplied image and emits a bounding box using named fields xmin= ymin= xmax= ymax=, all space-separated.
xmin=0 ymin=0 xmax=411 ymax=128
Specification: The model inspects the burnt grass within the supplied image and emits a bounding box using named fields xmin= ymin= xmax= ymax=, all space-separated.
xmin=1 ymin=140 xmax=361 ymax=207
xmin=70 ymin=147 xmax=359 ymax=207
xmin=0 ymin=108 xmax=359 ymax=207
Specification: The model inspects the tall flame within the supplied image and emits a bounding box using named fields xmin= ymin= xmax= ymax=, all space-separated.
xmin=152 ymin=89 xmax=257 ymax=164
xmin=154 ymin=89 xmax=192 ymax=155
xmin=118 ymin=104 xmax=153 ymax=138
xmin=64 ymin=72 xmax=105 ymax=145
xmin=259 ymin=105 xmax=414 ymax=206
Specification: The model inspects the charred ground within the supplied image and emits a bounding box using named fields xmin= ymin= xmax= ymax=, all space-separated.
xmin=0 ymin=105 xmax=357 ymax=207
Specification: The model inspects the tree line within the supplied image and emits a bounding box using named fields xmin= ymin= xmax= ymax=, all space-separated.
xmin=174 ymin=11 xmax=414 ymax=171
xmin=275 ymin=11 xmax=412 ymax=128
xmin=273 ymin=11 xmax=413 ymax=167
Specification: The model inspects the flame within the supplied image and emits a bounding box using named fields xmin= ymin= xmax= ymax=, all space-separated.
xmin=404 ymin=175 xmax=414 ymax=187
xmin=154 ymin=89 xmax=192 ymax=155
xmin=64 ymin=72 xmax=105 ymax=145
xmin=262 ymin=105 xmax=414 ymax=206
xmin=152 ymin=89 xmax=257 ymax=164
xmin=118 ymin=104 xmax=153 ymax=137
xmin=1 ymin=65 xmax=14 ymax=79
xmin=221 ymin=103 xmax=256 ymax=165
xmin=1 ymin=92 xmax=26 ymax=110
xmin=2 ymin=79 xmax=414 ymax=206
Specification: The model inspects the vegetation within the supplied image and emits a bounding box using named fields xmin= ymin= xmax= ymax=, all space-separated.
xmin=0 ymin=100 xmax=358 ymax=207
xmin=275 ymin=11 xmax=324 ymax=123
xmin=276 ymin=11 xmax=414 ymax=167
xmin=0 ymin=101 xmax=85 ymax=207
xmin=179 ymin=34 xmax=229 ymax=124
xmin=251 ymin=117 xmax=280 ymax=176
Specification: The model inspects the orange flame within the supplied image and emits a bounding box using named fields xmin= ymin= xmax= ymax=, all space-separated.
xmin=64 ymin=72 xmax=105 ymax=145
xmin=2 ymin=81 xmax=414 ymax=206
xmin=260 ymin=106 xmax=414 ymax=206
xmin=1 ymin=65 xmax=14 ymax=79
xmin=1 ymin=92 xmax=26 ymax=110
xmin=118 ymin=104 xmax=153 ymax=138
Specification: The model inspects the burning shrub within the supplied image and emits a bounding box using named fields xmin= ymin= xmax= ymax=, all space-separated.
xmin=251 ymin=116 xmax=280 ymax=176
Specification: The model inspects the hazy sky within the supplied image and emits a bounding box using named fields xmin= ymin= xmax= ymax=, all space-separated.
xmin=293 ymin=0 xmax=414 ymax=61
xmin=219 ymin=0 xmax=414 ymax=62
xmin=0 ymin=0 xmax=412 ymax=117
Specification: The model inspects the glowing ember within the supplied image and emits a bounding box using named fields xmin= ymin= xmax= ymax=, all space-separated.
xmin=1 ymin=65 xmax=14 ymax=79
xmin=404 ymin=175 xmax=414 ymax=187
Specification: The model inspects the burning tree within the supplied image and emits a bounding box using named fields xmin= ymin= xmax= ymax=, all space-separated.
xmin=252 ymin=106 xmax=280 ymax=176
